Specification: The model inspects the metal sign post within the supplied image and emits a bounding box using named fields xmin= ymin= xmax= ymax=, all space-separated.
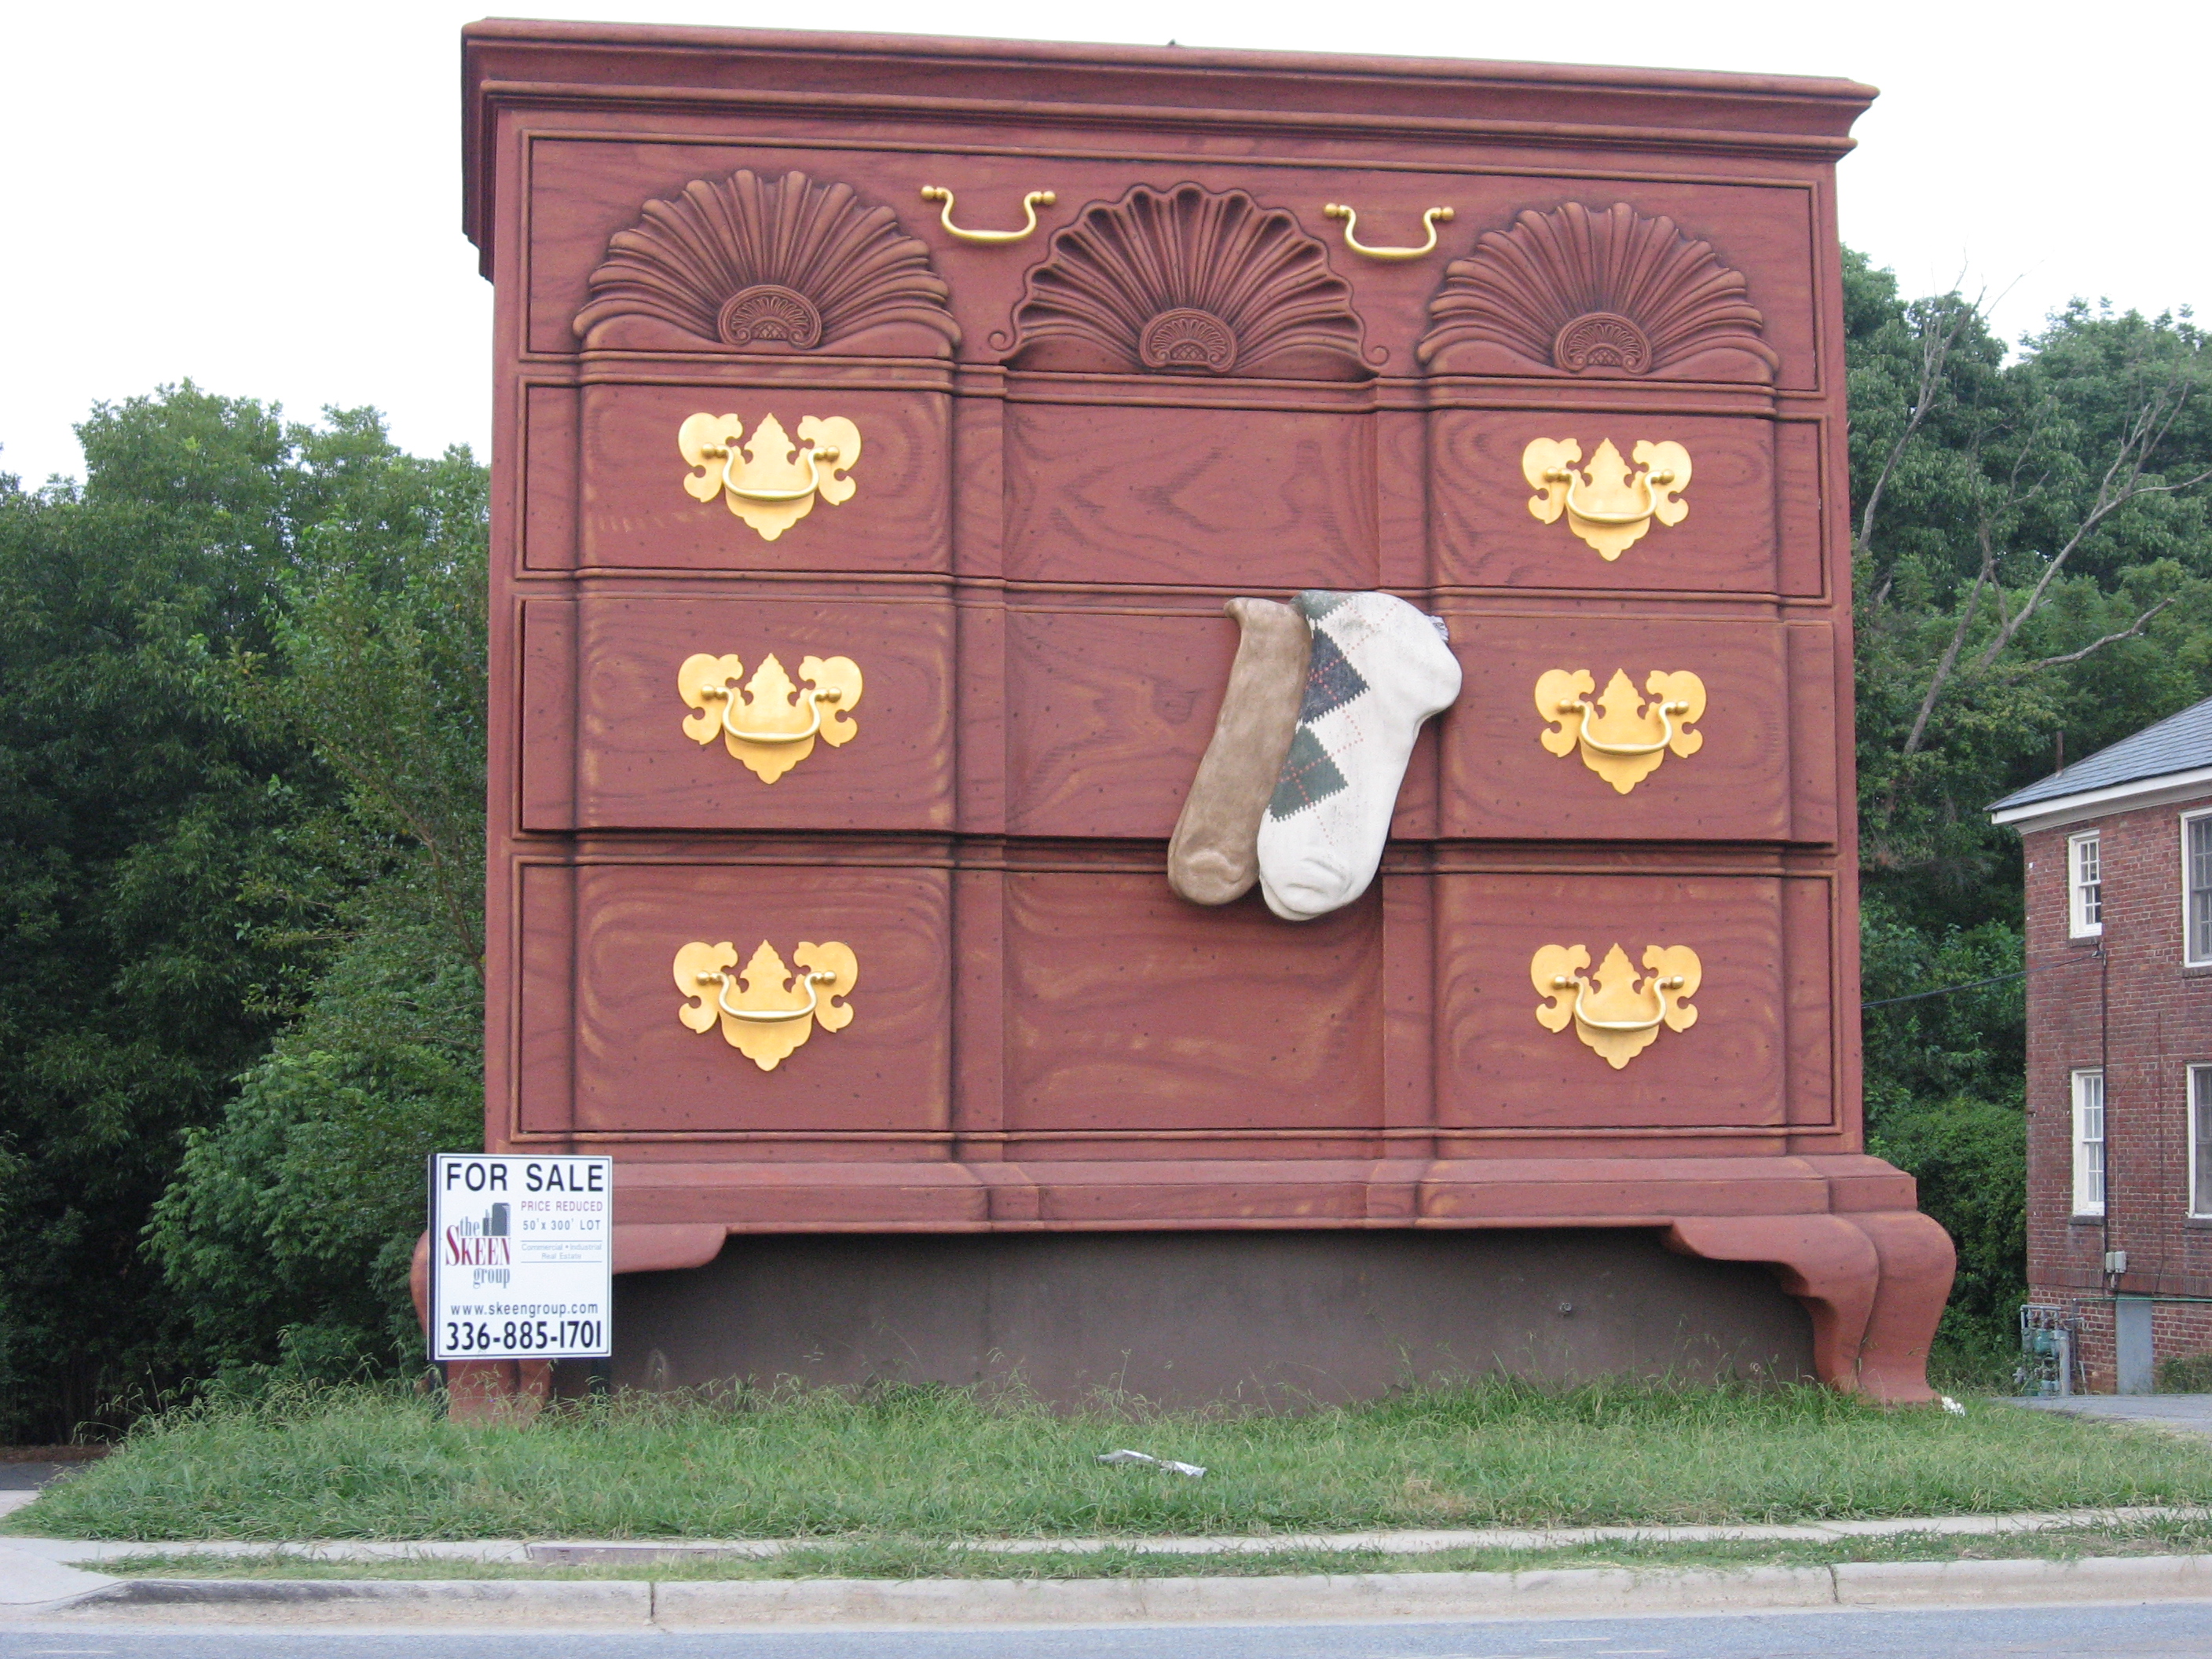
xmin=427 ymin=1154 xmax=613 ymax=1362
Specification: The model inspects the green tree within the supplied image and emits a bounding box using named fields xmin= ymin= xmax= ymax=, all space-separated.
xmin=1845 ymin=255 xmax=2212 ymax=1368
xmin=0 ymin=386 xmax=487 ymax=1434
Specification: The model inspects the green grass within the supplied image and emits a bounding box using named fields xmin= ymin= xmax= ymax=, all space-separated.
xmin=86 ymin=1519 xmax=2212 ymax=1581
xmin=15 ymin=1378 xmax=2212 ymax=1544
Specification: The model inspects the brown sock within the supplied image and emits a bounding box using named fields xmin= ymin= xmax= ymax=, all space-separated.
xmin=1168 ymin=598 xmax=1312 ymax=904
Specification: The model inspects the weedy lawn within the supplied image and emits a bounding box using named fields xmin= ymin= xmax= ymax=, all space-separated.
xmin=14 ymin=1379 xmax=2210 ymax=1543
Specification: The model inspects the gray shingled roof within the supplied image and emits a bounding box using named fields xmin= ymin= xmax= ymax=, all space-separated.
xmin=1990 ymin=694 xmax=2212 ymax=814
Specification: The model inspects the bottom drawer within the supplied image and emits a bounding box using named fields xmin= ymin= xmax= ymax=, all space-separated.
xmin=1436 ymin=870 xmax=1834 ymax=1132
xmin=511 ymin=857 xmax=1837 ymax=1142
xmin=521 ymin=859 xmax=951 ymax=1136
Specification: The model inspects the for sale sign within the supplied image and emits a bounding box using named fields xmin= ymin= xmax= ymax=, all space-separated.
xmin=427 ymin=1154 xmax=613 ymax=1361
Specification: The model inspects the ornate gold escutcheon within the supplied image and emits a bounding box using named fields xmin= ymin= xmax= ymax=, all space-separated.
xmin=677 ymin=652 xmax=862 ymax=784
xmin=678 ymin=412 xmax=860 ymax=542
xmin=1531 ymin=943 xmax=1701 ymax=1070
xmin=1522 ymin=437 xmax=1691 ymax=559
xmin=1320 ymin=201 xmax=1455 ymax=261
xmin=674 ymin=939 xmax=859 ymax=1072
xmin=1534 ymin=668 xmax=1705 ymax=794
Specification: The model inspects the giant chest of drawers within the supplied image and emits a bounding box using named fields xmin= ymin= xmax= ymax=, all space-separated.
xmin=465 ymin=24 xmax=1954 ymax=1397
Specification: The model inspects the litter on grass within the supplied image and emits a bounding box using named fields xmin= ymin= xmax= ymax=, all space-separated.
xmin=1941 ymin=1396 xmax=1967 ymax=1415
xmin=1097 ymin=1448 xmax=1207 ymax=1478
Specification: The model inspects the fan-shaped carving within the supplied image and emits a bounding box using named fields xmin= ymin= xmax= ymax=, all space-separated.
xmin=1419 ymin=203 xmax=1778 ymax=383
xmin=1009 ymin=184 xmax=1369 ymax=380
xmin=574 ymin=170 xmax=959 ymax=357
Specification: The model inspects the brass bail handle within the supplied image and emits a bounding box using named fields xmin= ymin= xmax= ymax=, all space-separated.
xmin=699 ymin=440 xmax=841 ymax=504
xmin=1322 ymin=203 xmax=1453 ymax=261
xmin=920 ymin=185 xmax=1056 ymax=245
xmin=1552 ymin=972 xmax=1688 ymax=1035
xmin=701 ymin=683 xmax=844 ymax=745
xmin=700 ymin=969 xmax=836 ymax=1024
xmin=1559 ymin=696 xmax=1691 ymax=758
xmin=1544 ymin=462 xmax=1679 ymax=527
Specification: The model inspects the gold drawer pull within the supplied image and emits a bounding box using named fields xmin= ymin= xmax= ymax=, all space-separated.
xmin=678 ymin=412 xmax=860 ymax=542
xmin=1559 ymin=972 xmax=1689 ymax=1034
xmin=703 ymin=683 xmax=842 ymax=745
xmin=1322 ymin=202 xmax=1453 ymax=261
xmin=1533 ymin=943 xmax=1701 ymax=1070
xmin=701 ymin=966 xmax=837 ymax=1023
xmin=1536 ymin=669 xmax=1705 ymax=794
xmin=675 ymin=940 xmax=858 ymax=1072
xmin=1548 ymin=465 xmax=1672 ymax=526
xmin=1561 ymin=695 xmax=1686 ymax=757
xmin=1523 ymin=437 xmax=1692 ymax=559
xmin=701 ymin=440 xmax=841 ymax=504
xmin=679 ymin=652 xmax=863 ymax=784
xmin=920 ymin=185 xmax=1056 ymax=245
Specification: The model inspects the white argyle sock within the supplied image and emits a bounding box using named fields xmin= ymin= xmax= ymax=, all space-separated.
xmin=1256 ymin=590 xmax=1461 ymax=921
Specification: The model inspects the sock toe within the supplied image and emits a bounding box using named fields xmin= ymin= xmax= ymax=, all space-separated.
xmin=1262 ymin=855 xmax=1350 ymax=921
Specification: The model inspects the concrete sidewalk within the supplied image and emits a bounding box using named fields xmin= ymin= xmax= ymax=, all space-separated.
xmin=9 ymin=1555 xmax=2212 ymax=1630
xmin=5 ymin=1507 xmax=2212 ymax=1629
xmin=6 ymin=1503 xmax=2212 ymax=1567
xmin=2012 ymin=1393 xmax=2212 ymax=1435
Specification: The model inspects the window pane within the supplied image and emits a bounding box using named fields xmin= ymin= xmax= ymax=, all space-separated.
xmin=2196 ymin=1069 xmax=2212 ymax=1216
xmin=2075 ymin=1071 xmax=2106 ymax=1214
xmin=2192 ymin=821 xmax=2212 ymax=959
xmin=2075 ymin=837 xmax=2103 ymax=931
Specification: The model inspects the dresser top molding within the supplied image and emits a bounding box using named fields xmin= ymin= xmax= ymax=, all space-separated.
xmin=461 ymin=22 xmax=1877 ymax=271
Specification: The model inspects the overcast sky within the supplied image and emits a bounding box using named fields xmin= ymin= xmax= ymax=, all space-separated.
xmin=3 ymin=0 xmax=2199 ymax=485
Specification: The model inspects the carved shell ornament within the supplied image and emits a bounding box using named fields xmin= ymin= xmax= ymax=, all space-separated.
xmin=1009 ymin=184 xmax=1372 ymax=380
xmin=1419 ymin=203 xmax=1779 ymax=383
xmin=573 ymin=169 xmax=960 ymax=357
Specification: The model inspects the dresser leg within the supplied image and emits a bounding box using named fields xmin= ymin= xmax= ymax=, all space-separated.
xmin=1664 ymin=1214 xmax=1880 ymax=1395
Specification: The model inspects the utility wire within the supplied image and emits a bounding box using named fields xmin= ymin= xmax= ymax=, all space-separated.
xmin=1861 ymin=970 xmax=2025 ymax=1009
xmin=1859 ymin=949 xmax=2104 ymax=1010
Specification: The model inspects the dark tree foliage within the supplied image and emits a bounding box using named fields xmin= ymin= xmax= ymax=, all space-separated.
xmin=1845 ymin=253 xmax=2212 ymax=1371
xmin=0 ymin=386 xmax=485 ymax=1437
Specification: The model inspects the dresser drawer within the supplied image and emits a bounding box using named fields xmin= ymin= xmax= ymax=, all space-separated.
xmin=521 ymin=592 xmax=954 ymax=833
xmin=1437 ymin=610 xmax=1839 ymax=844
xmin=573 ymin=382 xmax=950 ymax=574
xmin=1435 ymin=869 xmax=1835 ymax=1133
xmin=1430 ymin=411 xmax=1823 ymax=596
xmin=518 ymin=859 xmax=952 ymax=1137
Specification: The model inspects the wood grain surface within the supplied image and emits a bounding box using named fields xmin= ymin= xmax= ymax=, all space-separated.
xmin=1005 ymin=403 xmax=1377 ymax=589
xmin=1004 ymin=606 xmax=1238 ymax=837
xmin=562 ymin=862 xmax=952 ymax=1135
xmin=1433 ymin=870 xmax=1825 ymax=1131
xmin=577 ymin=383 xmax=950 ymax=573
xmin=1434 ymin=610 xmax=1807 ymax=841
xmin=1003 ymin=873 xmax=1384 ymax=1133
xmin=558 ymin=592 xmax=954 ymax=832
xmin=1430 ymin=411 xmax=1780 ymax=592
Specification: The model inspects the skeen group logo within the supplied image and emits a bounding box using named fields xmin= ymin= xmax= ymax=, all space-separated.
xmin=445 ymin=1201 xmax=512 ymax=1287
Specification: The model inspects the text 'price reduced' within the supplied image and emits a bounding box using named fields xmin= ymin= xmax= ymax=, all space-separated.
xmin=428 ymin=1154 xmax=613 ymax=1361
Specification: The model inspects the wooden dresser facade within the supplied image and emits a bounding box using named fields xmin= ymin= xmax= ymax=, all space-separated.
xmin=463 ymin=23 xmax=1953 ymax=1398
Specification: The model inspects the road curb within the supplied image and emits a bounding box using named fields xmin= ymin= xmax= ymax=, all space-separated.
xmin=33 ymin=1555 xmax=2212 ymax=1628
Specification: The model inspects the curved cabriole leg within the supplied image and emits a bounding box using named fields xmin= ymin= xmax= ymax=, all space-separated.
xmin=1663 ymin=1215 xmax=1879 ymax=1393
xmin=1844 ymin=1210 xmax=1957 ymax=1404
xmin=1663 ymin=1212 xmax=1954 ymax=1403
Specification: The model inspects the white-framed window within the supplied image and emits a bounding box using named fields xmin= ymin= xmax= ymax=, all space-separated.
xmin=2070 ymin=831 xmax=2104 ymax=938
xmin=2186 ymin=811 xmax=2212 ymax=965
xmin=2192 ymin=1066 xmax=2212 ymax=1218
xmin=2073 ymin=1068 xmax=2107 ymax=1217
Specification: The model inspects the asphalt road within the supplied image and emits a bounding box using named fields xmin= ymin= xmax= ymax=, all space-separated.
xmin=8 ymin=1604 xmax=2212 ymax=1657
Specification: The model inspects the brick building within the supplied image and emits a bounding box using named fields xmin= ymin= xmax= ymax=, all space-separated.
xmin=1990 ymin=697 xmax=2212 ymax=1392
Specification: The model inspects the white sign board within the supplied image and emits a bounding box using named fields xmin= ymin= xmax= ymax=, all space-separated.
xmin=427 ymin=1154 xmax=613 ymax=1361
